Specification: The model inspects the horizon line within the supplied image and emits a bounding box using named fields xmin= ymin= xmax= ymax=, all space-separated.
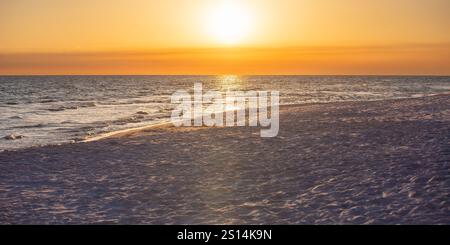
xmin=1 ymin=74 xmax=449 ymax=77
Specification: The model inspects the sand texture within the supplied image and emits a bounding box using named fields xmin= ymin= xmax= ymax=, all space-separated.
xmin=0 ymin=95 xmax=449 ymax=224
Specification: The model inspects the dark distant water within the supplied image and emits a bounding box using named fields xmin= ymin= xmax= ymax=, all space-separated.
xmin=0 ymin=75 xmax=449 ymax=150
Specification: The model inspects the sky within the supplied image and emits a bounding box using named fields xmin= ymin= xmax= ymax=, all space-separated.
xmin=0 ymin=0 xmax=449 ymax=75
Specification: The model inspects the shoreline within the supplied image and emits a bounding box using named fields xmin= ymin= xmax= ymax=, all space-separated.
xmin=0 ymin=94 xmax=449 ymax=224
xmin=1 ymin=93 xmax=449 ymax=153
xmin=82 ymin=93 xmax=449 ymax=143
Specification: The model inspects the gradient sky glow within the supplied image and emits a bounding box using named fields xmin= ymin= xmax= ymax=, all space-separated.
xmin=1 ymin=0 xmax=449 ymax=75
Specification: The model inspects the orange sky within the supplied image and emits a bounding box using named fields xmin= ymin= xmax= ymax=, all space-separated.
xmin=1 ymin=0 xmax=449 ymax=75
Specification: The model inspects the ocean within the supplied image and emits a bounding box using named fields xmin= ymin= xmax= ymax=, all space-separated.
xmin=1 ymin=75 xmax=449 ymax=150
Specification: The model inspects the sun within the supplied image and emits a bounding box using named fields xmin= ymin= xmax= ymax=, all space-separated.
xmin=207 ymin=1 xmax=252 ymax=45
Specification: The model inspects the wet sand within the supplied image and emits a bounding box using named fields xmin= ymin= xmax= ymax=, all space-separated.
xmin=0 ymin=95 xmax=449 ymax=224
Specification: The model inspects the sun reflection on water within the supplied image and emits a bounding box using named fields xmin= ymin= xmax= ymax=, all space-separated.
xmin=215 ymin=75 xmax=243 ymax=91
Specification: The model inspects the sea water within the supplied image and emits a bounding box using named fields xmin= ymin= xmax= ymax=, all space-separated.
xmin=1 ymin=75 xmax=449 ymax=150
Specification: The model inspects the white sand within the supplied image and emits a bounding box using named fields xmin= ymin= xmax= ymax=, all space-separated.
xmin=0 ymin=95 xmax=449 ymax=224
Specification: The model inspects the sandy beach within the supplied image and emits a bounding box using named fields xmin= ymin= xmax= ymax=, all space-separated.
xmin=0 ymin=94 xmax=449 ymax=224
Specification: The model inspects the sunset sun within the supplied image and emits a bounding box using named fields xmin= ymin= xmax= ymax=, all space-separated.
xmin=207 ymin=1 xmax=252 ymax=44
